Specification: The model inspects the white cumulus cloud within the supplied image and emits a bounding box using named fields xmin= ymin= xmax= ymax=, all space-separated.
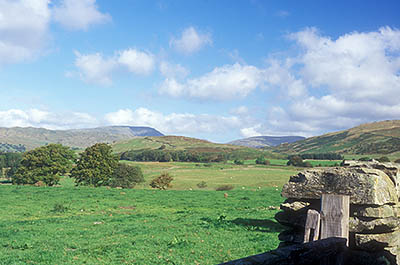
xmin=0 ymin=109 xmax=98 ymax=129
xmin=0 ymin=0 xmax=51 ymax=64
xmin=261 ymin=27 xmax=400 ymax=136
xmin=118 ymin=49 xmax=155 ymax=75
xmin=104 ymin=108 xmax=242 ymax=135
xmin=170 ymin=27 xmax=212 ymax=54
xmin=159 ymin=61 xmax=189 ymax=79
xmin=73 ymin=48 xmax=156 ymax=85
xmin=52 ymin=0 xmax=111 ymax=30
xmin=159 ymin=63 xmax=266 ymax=100
xmin=74 ymin=51 xmax=116 ymax=85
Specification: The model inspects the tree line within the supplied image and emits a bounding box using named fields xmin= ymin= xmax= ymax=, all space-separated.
xmin=294 ymin=153 xmax=344 ymax=160
xmin=120 ymin=149 xmax=228 ymax=163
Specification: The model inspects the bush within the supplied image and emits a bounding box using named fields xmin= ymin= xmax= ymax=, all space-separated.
xmin=287 ymin=155 xmax=312 ymax=167
xmin=13 ymin=144 xmax=75 ymax=186
xmin=150 ymin=172 xmax=174 ymax=190
xmin=71 ymin=143 xmax=118 ymax=187
xmin=358 ymin=157 xmax=371 ymax=161
xmin=377 ymin=156 xmax=390 ymax=162
xmin=110 ymin=163 xmax=144 ymax=188
xmin=234 ymin=159 xmax=244 ymax=165
xmin=255 ymin=156 xmax=266 ymax=165
xmin=395 ymin=159 xmax=400 ymax=164
xmin=197 ymin=181 xmax=207 ymax=188
xmin=215 ymin=184 xmax=234 ymax=191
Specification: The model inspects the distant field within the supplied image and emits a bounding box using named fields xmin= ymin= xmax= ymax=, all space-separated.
xmin=0 ymin=185 xmax=284 ymax=264
xmin=121 ymin=161 xmax=300 ymax=190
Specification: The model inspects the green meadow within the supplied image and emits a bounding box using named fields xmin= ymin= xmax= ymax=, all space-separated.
xmin=2 ymin=159 xmax=350 ymax=264
xmin=126 ymin=161 xmax=300 ymax=190
xmin=0 ymin=184 xmax=284 ymax=265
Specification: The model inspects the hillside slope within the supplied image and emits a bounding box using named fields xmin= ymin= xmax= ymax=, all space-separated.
xmin=112 ymin=135 xmax=284 ymax=159
xmin=272 ymin=120 xmax=400 ymax=155
xmin=229 ymin=136 xmax=305 ymax=148
xmin=0 ymin=126 xmax=163 ymax=151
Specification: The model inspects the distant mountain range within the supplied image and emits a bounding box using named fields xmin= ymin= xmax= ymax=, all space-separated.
xmin=0 ymin=126 xmax=163 ymax=151
xmin=272 ymin=120 xmax=400 ymax=155
xmin=228 ymin=136 xmax=305 ymax=148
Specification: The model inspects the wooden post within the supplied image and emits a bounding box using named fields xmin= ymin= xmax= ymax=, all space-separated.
xmin=320 ymin=194 xmax=349 ymax=246
xmin=304 ymin=209 xmax=321 ymax=243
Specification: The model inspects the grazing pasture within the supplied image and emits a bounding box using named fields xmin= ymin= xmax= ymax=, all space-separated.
xmin=124 ymin=161 xmax=300 ymax=190
xmin=0 ymin=185 xmax=284 ymax=264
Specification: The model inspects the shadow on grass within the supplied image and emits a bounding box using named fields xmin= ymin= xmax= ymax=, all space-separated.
xmin=200 ymin=216 xmax=284 ymax=233
xmin=231 ymin=218 xmax=284 ymax=232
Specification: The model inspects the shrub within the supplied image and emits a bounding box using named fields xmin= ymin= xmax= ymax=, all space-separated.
xmin=377 ymin=156 xmax=390 ymax=162
xmin=71 ymin=143 xmax=118 ymax=187
xmin=287 ymin=155 xmax=312 ymax=167
xmin=234 ymin=159 xmax=244 ymax=165
xmin=197 ymin=181 xmax=207 ymax=188
xmin=150 ymin=172 xmax=174 ymax=190
xmin=255 ymin=156 xmax=266 ymax=165
xmin=395 ymin=159 xmax=400 ymax=164
xmin=215 ymin=184 xmax=234 ymax=191
xmin=110 ymin=163 xmax=144 ymax=188
xmin=358 ymin=157 xmax=371 ymax=161
xmin=52 ymin=203 xmax=68 ymax=213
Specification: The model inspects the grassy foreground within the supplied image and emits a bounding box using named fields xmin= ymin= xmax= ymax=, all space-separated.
xmin=0 ymin=185 xmax=284 ymax=265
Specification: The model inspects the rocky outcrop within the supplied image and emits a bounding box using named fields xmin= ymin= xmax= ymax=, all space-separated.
xmin=277 ymin=161 xmax=400 ymax=265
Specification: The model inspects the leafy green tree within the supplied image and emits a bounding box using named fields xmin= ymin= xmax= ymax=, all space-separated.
xmin=13 ymin=144 xmax=75 ymax=186
xmin=5 ymin=152 xmax=23 ymax=178
xmin=71 ymin=143 xmax=118 ymax=187
xmin=110 ymin=163 xmax=144 ymax=188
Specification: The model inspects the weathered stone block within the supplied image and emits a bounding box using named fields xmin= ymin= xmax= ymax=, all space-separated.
xmin=352 ymin=204 xmax=397 ymax=218
xmin=282 ymin=167 xmax=398 ymax=205
xmin=280 ymin=201 xmax=310 ymax=212
xmin=355 ymin=230 xmax=400 ymax=251
xmin=349 ymin=217 xmax=399 ymax=233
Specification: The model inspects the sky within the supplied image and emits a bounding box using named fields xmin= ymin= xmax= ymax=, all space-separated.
xmin=0 ymin=0 xmax=400 ymax=143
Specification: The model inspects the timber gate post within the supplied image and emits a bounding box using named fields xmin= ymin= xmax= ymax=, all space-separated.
xmin=320 ymin=194 xmax=350 ymax=246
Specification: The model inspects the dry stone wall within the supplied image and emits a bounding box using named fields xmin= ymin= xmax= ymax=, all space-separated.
xmin=276 ymin=161 xmax=400 ymax=264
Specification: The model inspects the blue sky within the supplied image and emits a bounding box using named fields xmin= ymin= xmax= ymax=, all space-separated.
xmin=1 ymin=0 xmax=400 ymax=142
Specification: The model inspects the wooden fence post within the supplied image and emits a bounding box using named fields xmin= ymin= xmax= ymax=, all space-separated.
xmin=320 ymin=194 xmax=349 ymax=246
xmin=304 ymin=209 xmax=321 ymax=243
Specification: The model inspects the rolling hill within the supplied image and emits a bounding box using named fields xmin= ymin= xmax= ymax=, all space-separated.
xmin=228 ymin=136 xmax=305 ymax=148
xmin=112 ymin=135 xmax=285 ymax=159
xmin=0 ymin=126 xmax=163 ymax=151
xmin=272 ymin=120 xmax=400 ymax=155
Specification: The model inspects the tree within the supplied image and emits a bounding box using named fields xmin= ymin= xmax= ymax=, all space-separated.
xmin=71 ymin=143 xmax=118 ymax=187
xmin=150 ymin=172 xmax=173 ymax=190
xmin=287 ymin=155 xmax=312 ymax=167
xmin=110 ymin=163 xmax=144 ymax=188
xmin=13 ymin=144 xmax=75 ymax=186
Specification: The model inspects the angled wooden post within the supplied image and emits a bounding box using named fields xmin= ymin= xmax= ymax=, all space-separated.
xmin=304 ymin=209 xmax=321 ymax=243
xmin=320 ymin=194 xmax=350 ymax=246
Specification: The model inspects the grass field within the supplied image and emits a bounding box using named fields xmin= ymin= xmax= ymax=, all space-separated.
xmin=122 ymin=161 xmax=300 ymax=191
xmin=0 ymin=185 xmax=284 ymax=264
